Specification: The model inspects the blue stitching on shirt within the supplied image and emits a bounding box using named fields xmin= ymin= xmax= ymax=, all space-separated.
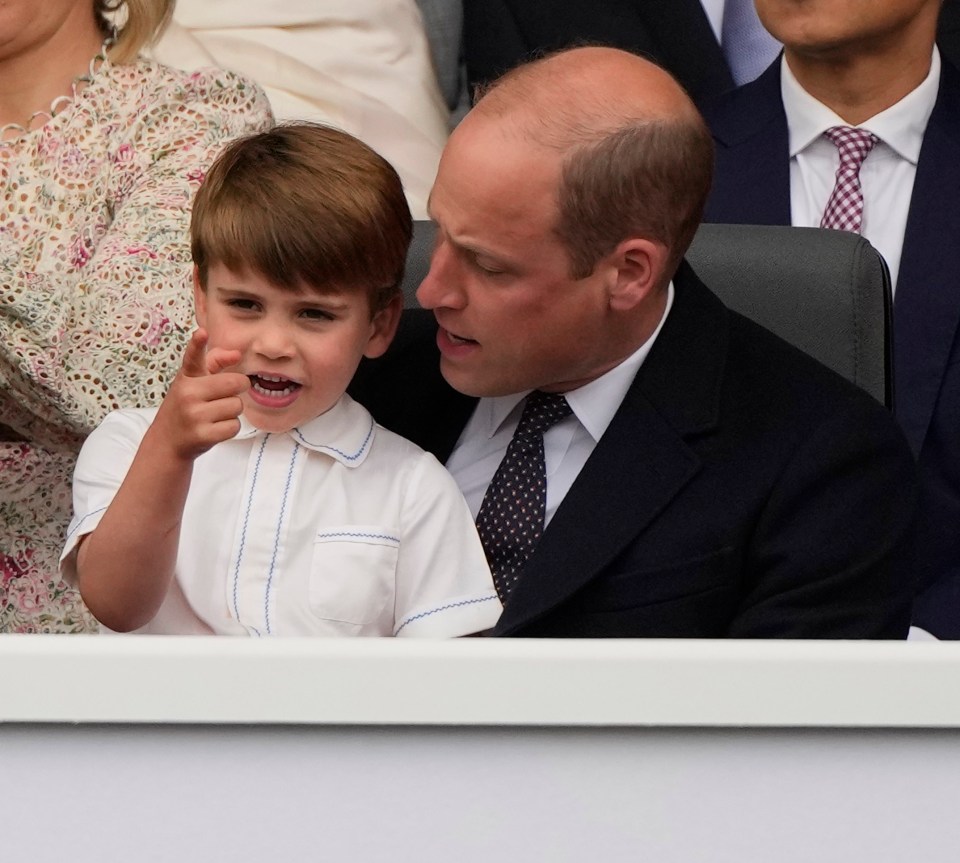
xmin=264 ymin=443 xmax=300 ymax=634
xmin=395 ymin=594 xmax=499 ymax=635
xmin=64 ymin=506 xmax=108 ymax=543
xmin=233 ymin=436 xmax=268 ymax=627
xmin=293 ymin=417 xmax=374 ymax=461
xmin=316 ymin=530 xmax=400 ymax=543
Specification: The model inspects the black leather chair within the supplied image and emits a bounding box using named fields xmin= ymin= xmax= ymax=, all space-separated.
xmin=686 ymin=224 xmax=892 ymax=407
xmin=400 ymin=221 xmax=893 ymax=407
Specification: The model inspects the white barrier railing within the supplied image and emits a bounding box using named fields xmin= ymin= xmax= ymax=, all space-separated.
xmin=2 ymin=635 xmax=960 ymax=726
xmin=4 ymin=637 xmax=960 ymax=862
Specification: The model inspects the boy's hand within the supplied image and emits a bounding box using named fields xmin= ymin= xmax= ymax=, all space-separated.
xmin=151 ymin=329 xmax=250 ymax=461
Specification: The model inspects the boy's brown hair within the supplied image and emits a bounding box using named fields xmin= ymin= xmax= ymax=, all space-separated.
xmin=191 ymin=122 xmax=412 ymax=312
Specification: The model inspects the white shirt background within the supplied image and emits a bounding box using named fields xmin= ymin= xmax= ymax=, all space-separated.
xmin=781 ymin=49 xmax=940 ymax=296
xmin=63 ymin=395 xmax=501 ymax=637
xmin=447 ymin=283 xmax=674 ymax=526
xmin=149 ymin=0 xmax=448 ymax=219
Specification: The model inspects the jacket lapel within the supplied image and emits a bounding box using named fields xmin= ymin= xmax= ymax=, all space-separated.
xmin=892 ymin=59 xmax=960 ymax=454
xmin=494 ymin=264 xmax=727 ymax=634
xmin=703 ymin=60 xmax=792 ymax=226
xmin=641 ymin=0 xmax=734 ymax=100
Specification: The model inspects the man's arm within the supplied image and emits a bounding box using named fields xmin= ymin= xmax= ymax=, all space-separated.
xmin=74 ymin=330 xmax=248 ymax=632
xmin=732 ymin=400 xmax=918 ymax=639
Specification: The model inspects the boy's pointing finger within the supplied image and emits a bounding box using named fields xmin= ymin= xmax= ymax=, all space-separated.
xmin=180 ymin=329 xmax=210 ymax=378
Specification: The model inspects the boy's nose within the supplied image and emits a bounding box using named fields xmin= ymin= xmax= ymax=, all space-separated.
xmin=251 ymin=320 xmax=295 ymax=358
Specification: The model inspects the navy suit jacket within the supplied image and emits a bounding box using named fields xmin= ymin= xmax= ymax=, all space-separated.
xmin=702 ymin=58 xmax=960 ymax=637
xmin=463 ymin=0 xmax=733 ymax=103
xmin=350 ymin=263 xmax=917 ymax=639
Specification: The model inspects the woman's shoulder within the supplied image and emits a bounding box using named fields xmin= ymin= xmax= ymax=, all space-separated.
xmin=95 ymin=57 xmax=273 ymax=129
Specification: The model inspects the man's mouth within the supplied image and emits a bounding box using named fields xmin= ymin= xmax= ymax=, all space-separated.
xmin=443 ymin=328 xmax=478 ymax=346
xmin=248 ymin=374 xmax=302 ymax=398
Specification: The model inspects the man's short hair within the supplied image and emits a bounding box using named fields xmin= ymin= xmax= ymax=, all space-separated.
xmin=476 ymin=54 xmax=715 ymax=280
xmin=191 ymin=122 xmax=412 ymax=312
xmin=556 ymin=118 xmax=714 ymax=279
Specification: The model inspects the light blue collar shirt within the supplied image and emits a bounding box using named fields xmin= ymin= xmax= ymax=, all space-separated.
xmin=446 ymin=281 xmax=675 ymax=526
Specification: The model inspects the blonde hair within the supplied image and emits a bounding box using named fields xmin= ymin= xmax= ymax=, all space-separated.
xmin=96 ymin=0 xmax=175 ymax=64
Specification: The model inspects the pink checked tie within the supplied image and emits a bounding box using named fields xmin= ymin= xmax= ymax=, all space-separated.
xmin=476 ymin=390 xmax=572 ymax=602
xmin=820 ymin=126 xmax=879 ymax=234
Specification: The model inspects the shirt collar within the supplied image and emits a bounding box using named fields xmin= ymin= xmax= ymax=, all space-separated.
xmin=233 ymin=393 xmax=375 ymax=467
xmin=781 ymin=47 xmax=940 ymax=163
xmin=481 ymin=280 xmax=675 ymax=442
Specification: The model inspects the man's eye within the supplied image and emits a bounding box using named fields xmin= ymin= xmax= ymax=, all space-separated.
xmin=473 ymin=258 xmax=505 ymax=275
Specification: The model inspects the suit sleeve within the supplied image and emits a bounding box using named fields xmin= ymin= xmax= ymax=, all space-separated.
xmin=730 ymin=399 xmax=918 ymax=639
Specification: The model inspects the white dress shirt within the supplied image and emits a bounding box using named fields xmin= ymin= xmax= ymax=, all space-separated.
xmin=781 ymin=49 xmax=941 ymax=295
xmin=447 ymin=282 xmax=674 ymax=526
xmin=62 ymin=395 xmax=501 ymax=637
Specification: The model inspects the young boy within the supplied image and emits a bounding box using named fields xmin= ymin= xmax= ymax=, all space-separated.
xmin=60 ymin=123 xmax=502 ymax=637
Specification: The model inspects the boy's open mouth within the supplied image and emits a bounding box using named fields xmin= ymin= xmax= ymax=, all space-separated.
xmin=248 ymin=374 xmax=302 ymax=398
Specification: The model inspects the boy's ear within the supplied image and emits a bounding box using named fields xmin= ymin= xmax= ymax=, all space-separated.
xmin=363 ymin=294 xmax=403 ymax=359
xmin=192 ymin=266 xmax=208 ymax=328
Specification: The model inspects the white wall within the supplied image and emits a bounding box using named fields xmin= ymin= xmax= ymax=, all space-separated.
xmin=4 ymin=637 xmax=960 ymax=861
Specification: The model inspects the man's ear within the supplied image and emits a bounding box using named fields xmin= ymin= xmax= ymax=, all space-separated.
xmin=364 ymin=294 xmax=403 ymax=359
xmin=607 ymin=237 xmax=670 ymax=311
xmin=192 ymin=266 xmax=207 ymax=328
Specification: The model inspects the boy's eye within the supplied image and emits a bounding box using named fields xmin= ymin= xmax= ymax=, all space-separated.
xmin=226 ymin=298 xmax=259 ymax=311
xmin=300 ymin=307 xmax=335 ymax=321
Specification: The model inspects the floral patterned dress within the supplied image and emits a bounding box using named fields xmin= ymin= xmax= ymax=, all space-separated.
xmin=0 ymin=56 xmax=272 ymax=632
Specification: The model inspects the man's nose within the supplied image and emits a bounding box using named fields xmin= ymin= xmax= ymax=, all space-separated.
xmin=416 ymin=240 xmax=464 ymax=309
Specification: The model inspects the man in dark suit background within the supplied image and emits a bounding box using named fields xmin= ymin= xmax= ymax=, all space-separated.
xmin=463 ymin=0 xmax=778 ymax=104
xmin=939 ymin=0 xmax=960 ymax=65
xmin=351 ymin=46 xmax=917 ymax=639
xmin=702 ymin=0 xmax=960 ymax=638
xmin=461 ymin=0 xmax=960 ymax=116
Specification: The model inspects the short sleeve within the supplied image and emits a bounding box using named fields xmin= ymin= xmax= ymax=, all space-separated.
xmin=59 ymin=410 xmax=153 ymax=585
xmin=392 ymin=452 xmax=502 ymax=637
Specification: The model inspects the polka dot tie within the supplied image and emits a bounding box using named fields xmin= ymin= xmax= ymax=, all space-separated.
xmin=476 ymin=390 xmax=572 ymax=603
xmin=820 ymin=126 xmax=879 ymax=234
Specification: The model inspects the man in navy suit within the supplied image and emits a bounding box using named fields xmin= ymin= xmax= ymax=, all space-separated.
xmin=702 ymin=0 xmax=960 ymax=638
xmin=350 ymin=46 xmax=917 ymax=639
xmin=463 ymin=0 xmax=767 ymax=104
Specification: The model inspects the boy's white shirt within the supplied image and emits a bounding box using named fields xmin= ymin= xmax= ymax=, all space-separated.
xmin=61 ymin=394 xmax=501 ymax=637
